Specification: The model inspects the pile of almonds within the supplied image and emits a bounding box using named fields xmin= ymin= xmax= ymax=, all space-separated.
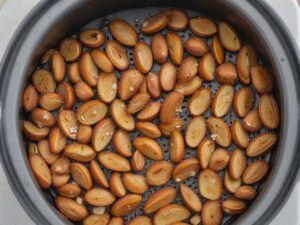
xmin=22 ymin=8 xmax=280 ymax=225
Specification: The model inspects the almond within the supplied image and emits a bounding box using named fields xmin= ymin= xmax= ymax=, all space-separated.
xmin=222 ymin=198 xmax=246 ymax=215
xmin=251 ymin=65 xmax=274 ymax=94
xmin=57 ymin=110 xmax=78 ymax=139
xmin=146 ymin=160 xmax=173 ymax=186
xmin=224 ymin=170 xmax=241 ymax=193
xmin=201 ymin=200 xmax=222 ymax=225
xmin=258 ymin=94 xmax=280 ymax=129
xmin=152 ymin=34 xmax=168 ymax=64
xmin=79 ymin=29 xmax=105 ymax=48
xmin=31 ymin=108 xmax=55 ymax=127
xmin=237 ymin=44 xmax=257 ymax=84
xmin=51 ymin=156 xmax=70 ymax=175
xmin=52 ymin=175 xmax=69 ymax=190
xmin=160 ymin=91 xmax=184 ymax=124
xmin=127 ymin=93 xmax=151 ymax=114
xmin=137 ymin=101 xmax=161 ymax=121
xmin=110 ymin=172 xmax=127 ymax=197
xmin=57 ymin=81 xmax=75 ymax=109
xmin=215 ymin=62 xmax=238 ymax=85
xmin=109 ymin=19 xmax=138 ymax=47
xmin=197 ymin=138 xmax=215 ymax=169
xmin=55 ymin=196 xmax=88 ymax=221
xmin=231 ymin=120 xmax=249 ymax=148
xmin=49 ymin=127 xmax=67 ymax=153
xmin=111 ymin=194 xmax=142 ymax=216
xmin=147 ymin=72 xmax=161 ymax=98
xmin=189 ymin=17 xmax=217 ymax=37
xmin=233 ymin=87 xmax=254 ymax=117
xmin=165 ymin=9 xmax=188 ymax=31
xmin=105 ymin=40 xmax=129 ymax=70
xmin=22 ymin=121 xmax=50 ymax=141
xmin=185 ymin=116 xmax=206 ymax=148
xmin=169 ymin=129 xmax=185 ymax=163
xmin=23 ymin=85 xmax=38 ymax=112
xmin=122 ymin=173 xmax=148 ymax=194
xmin=228 ymin=149 xmax=247 ymax=180
xmin=177 ymin=57 xmax=198 ymax=82
xmin=108 ymin=217 xmax=124 ymax=225
xmin=128 ymin=216 xmax=151 ymax=225
xmin=159 ymin=62 xmax=177 ymax=91
xmin=140 ymin=79 xmax=147 ymax=93
xmin=211 ymin=35 xmax=225 ymax=65
xmin=208 ymin=148 xmax=230 ymax=171
xmin=113 ymin=129 xmax=132 ymax=157
xmin=131 ymin=151 xmax=145 ymax=172
xmin=59 ymin=38 xmax=81 ymax=62
xmin=134 ymin=41 xmax=153 ymax=74
xmin=64 ymin=143 xmax=96 ymax=162
xmin=180 ymin=183 xmax=202 ymax=212
xmin=198 ymin=52 xmax=215 ymax=81
xmin=38 ymin=140 xmax=59 ymax=164
xmin=83 ymin=213 xmax=110 ymax=225
xmin=29 ymin=154 xmax=51 ymax=188
xmin=141 ymin=14 xmax=168 ymax=34
xmin=91 ymin=50 xmax=114 ymax=73
xmin=77 ymin=124 xmax=93 ymax=144
xmin=136 ymin=122 xmax=161 ymax=138
xmin=56 ymin=183 xmax=81 ymax=198
xmin=70 ymin=162 xmax=93 ymax=189
xmin=133 ymin=136 xmax=163 ymax=160
xmin=85 ymin=188 xmax=116 ymax=206
xmin=246 ymin=132 xmax=277 ymax=157
xmin=111 ymin=99 xmax=135 ymax=131
xmin=75 ymin=81 xmax=94 ymax=101
xmin=118 ymin=69 xmax=144 ymax=100
xmin=39 ymin=93 xmax=64 ymax=111
xmin=79 ymin=51 xmax=99 ymax=87
xmin=198 ymin=169 xmax=222 ymax=200
xmin=68 ymin=62 xmax=82 ymax=84
xmin=185 ymin=37 xmax=209 ymax=57
xmin=188 ymin=88 xmax=212 ymax=116
xmin=51 ymin=52 xmax=66 ymax=81
xmin=175 ymin=76 xmax=203 ymax=96
xmin=159 ymin=117 xmax=184 ymax=137
xmin=153 ymin=204 xmax=191 ymax=225
xmin=32 ymin=69 xmax=56 ymax=94
xmin=90 ymin=160 xmax=109 ymax=188
xmin=242 ymin=109 xmax=262 ymax=132
xmin=190 ymin=215 xmax=201 ymax=225
xmin=166 ymin=32 xmax=184 ymax=65
xmin=98 ymin=151 xmax=131 ymax=172
xmin=41 ymin=48 xmax=58 ymax=64
xmin=173 ymin=158 xmax=200 ymax=182
xmin=234 ymin=185 xmax=256 ymax=200
xmin=218 ymin=22 xmax=241 ymax=51
xmin=77 ymin=100 xmax=108 ymax=125
xmin=97 ymin=72 xmax=117 ymax=103
xmin=242 ymin=160 xmax=269 ymax=184
xmin=211 ymin=85 xmax=234 ymax=117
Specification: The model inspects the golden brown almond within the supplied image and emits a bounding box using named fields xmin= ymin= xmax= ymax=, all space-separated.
xmin=201 ymin=200 xmax=222 ymax=225
xmin=166 ymin=32 xmax=184 ymax=65
xmin=49 ymin=127 xmax=67 ymax=153
xmin=173 ymin=158 xmax=200 ymax=182
xmin=79 ymin=29 xmax=105 ymax=48
xmin=77 ymin=100 xmax=108 ymax=125
xmin=108 ymin=217 xmax=124 ymax=225
xmin=134 ymin=41 xmax=153 ymax=74
xmin=131 ymin=151 xmax=145 ymax=172
xmin=64 ymin=143 xmax=96 ymax=162
xmin=75 ymin=81 xmax=94 ymax=101
xmin=258 ymin=94 xmax=280 ymax=129
xmin=51 ymin=156 xmax=70 ymax=175
xmin=146 ymin=161 xmax=173 ymax=186
xmin=111 ymin=99 xmax=135 ymax=131
xmin=190 ymin=215 xmax=201 ymax=225
xmin=233 ymin=87 xmax=254 ymax=118
xmin=113 ymin=129 xmax=132 ymax=157
xmin=185 ymin=37 xmax=209 ymax=57
xmin=105 ymin=40 xmax=129 ymax=71
xmin=109 ymin=19 xmax=138 ymax=47
xmin=169 ymin=129 xmax=185 ymax=163
xmin=208 ymin=148 xmax=230 ymax=171
xmin=68 ymin=62 xmax=82 ymax=84
xmin=211 ymin=85 xmax=234 ymax=117
xmin=160 ymin=91 xmax=184 ymax=124
xmin=111 ymin=194 xmax=142 ymax=216
xmin=141 ymin=14 xmax=168 ymax=34
xmin=136 ymin=122 xmax=161 ymax=139
xmin=90 ymin=160 xmax=109 ymax=188
xmin=147 ymin=72 xmax=161 ymax=98
xmin=83 ymin=213 xmax=110 ymax=225
xmin=51 ymin=52 xmax=66 ymax=82
xmin=175 ymin=76 xmax=203 ymax=96
xmin=211 ymin=35 xmax=225 ymax=65
xmin=127 ymin=93 xmax=151 ymax=114
xmin=185 ymin=116 xmax=206 ymax=148
xmin=180 ymin=183 xmax=202 ymax=212
xmin=137 ymin=101 xmax=161 ymax=121
xmin=92 ymin=118 xmax=115 ymax=152
xmin=242 ymin=160 xmax=269 ymax=184
xmin=197 ymin=138 xmax=215 ymax=169
xmin=133 ymin=136 xmax=163 ymax=160
xmin=198 ymin=52 xmax=215 ymax=81
xmin=118 ymin=69 xmax=144 ymax=100
xmin=55 ymin=196 xmax=88 ymax=221
xmin=56 ymin=183 xmax=81 ymax=198
xmin=159 ymin=62 xmax=177 ymax=92
xmin=151 ymin=34 xmax=168 ymax=64
xmin=85 ymin=188 xmax=116 ymax=206
xmin=97 ymin=72 xmax=117 ymax=103
xmin=41 ymin=48 xmax=58 ymax=64
xmin=224 ymin=170 xmax=241 ymax=193
xmin=70 ymin=162 xmax=93 ymax=189
xmin=242 ymin=109 xmax=263 ymax=132
xmin=177 ymin=57 xmax=198 ymax=82
xmin=122 ymin=173 xmax=148 ymax=194
xmin=139 ymin=73 xmax=148 ymax=94
xmin=39 ymin=93 xmax=64 ymax=111
xmin=228 ymin=149 xmax=247 ymax=180
xmin=59 ymin=38 xmax=81 ymax=62
xmin=23 ymin=121 xmax=50 ymax=141
xmin=222 ymin=198 xmax=246 ymax=215
xmin=29 ymin=154 xmax=51 ymax=188
xmin=38 ymin=140 xmax=59 ymax=164
xmin=198 ymin=169 xmax=222 ymax=200
xmin=153 ymin=204 xmax=191 ymax=225
xmin=110 ymin=172 xmax=127 ymax=197
xmin=52 ymin=174 xmax=70 ymax=187
xmin=246 ymin=132 xmax=277 ymax=157
xmin=165 ymin=9 xmax=188 ymax=31
xmin=77 ymin=124 xmax=93 ymax=144
xmin=23 ymin=84 xmax=38 ymax=112
xmin=57 ymin=81 xmax=75 ymax=109
xmin=251 ymin=65 xmax=274 ymax=94
xmin=234 ymin=185 xmax=256 ymax=200
xmin=31 ymin=108 xmax=55 ymax=128
xmin=32 ymin=69 xmax=56 ymax=94
xmin=98 ymin=151 xmax=131 ymax=172
xmin=189 ymin=17 xmax=217 ymax=37
xmin=215 ymin=62 xmax=238 ymax=85
xmin=79 ymin=51 xmax=99 ymax=87
xmin=231 ymin=120 xmax=249 ymax=148
xmin=188 ymin=88 xmax=212 ymax=116
xmin=91 ymin=49 xmax=114 ymax=73
xmin=144 ymin=187 xmax=176 ymax=214
xmin=57 ymin=110 xmax=78 ymax=139
xmin=128 ymin=216 xmax=152 ymax=225
xmin=218 ymin=22 xmax=241 ymax=52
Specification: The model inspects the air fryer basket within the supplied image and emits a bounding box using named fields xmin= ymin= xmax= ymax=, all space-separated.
xmin=0 ymin=1 xmax=300 ymax=225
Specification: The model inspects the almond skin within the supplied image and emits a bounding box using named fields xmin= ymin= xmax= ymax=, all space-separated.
xmin=147 ymin=72 xmax=161 ymax=98
xmin=201 ymin=200 xmax=222 ymax=225
xmin=215 ymin=62 xmax=238 ymax=85
xmin=90 ymin=160 xmax=109 ymax=188
xmin=173 ymin=158 xmax=200 ymax=182
xmin=63 ymin=143 xmax=96 ymax=162
xmin=55 ymin=196 xmax=88 ymax=221
xmin=146 ymin=160 xmax=173 ymax=186
xmin=57 ymin=81 xmax=75 ymax=109
xmin=131 ymin=151 xmax=145 ymax=172
xmin=23 ymin=84 xmax=38 ymax=112
xmin=75 ymin=81 xmax=94 ymax=101
xmin=32 ymin=69 xmax=56 ymax=94
xmin=70 ymin=162 xmax=93 ymax=190
xmin=185 ymin=37 xmax=209 ymax=57
xmin=141 ymin=13 xmax=168 ymax=34
xmin=177 ymin=57 xmax=198 ymax=82
xmin=85 ymin=188 xmax=116 ymax=206
xmin=197 ymin=138 xmax=215 ymax=169
xmin=105 ymin=40 xmax=129 ymax=70
xmin=246 ymin=132 xmax=277 ymax=157
xmin=242 ymin=109 xmax=263 ymax=132
xmin=180 ymin=183 xmax=202 ymax=212
xmin=91 ymin=49 xmax=114 ymax=73
xmin=134 ymin=41 xmax=153 ymax=74
xmin=109 ymin=19 xmax=138 ymax=47
xmin=231 ymin=120 xmax=249 ymax=148
xmin=175 ymin=76 xmax=203 ymax=96
xmin=160 ymin=91 xmax=184 ymax=124
xmin=77 ymin=100 xmax=108 ymax=126
xmin=92 ymin=118 xmax=115 ymax=152
xmin=218 ymin=22 xmax=241 ymax=52
xmin=211 ymin=35 xmax=225 ymax=65
xmin=113 ymin=129 xmax=132 ymax=157
xmin=159 ymin=62 xmax=177 ymax=92
xmin=111 ymin=99 xmax=135 ymax=131
xmin=212 ymin=85 xmax=234 ymax=117
xmin=152 ymin=34 xmax=168 ymax=64
xmin=207 ymin=117 xmax=231 ymax=147
xmin=169 ymin=129 xmax=185 ymax=163
xmin=208 ymin=148 xmax=230 ymax=172
xmin=153 ymin=204 xmax=191 ymax=225
xmin=111 ymin=194 xmax=142 ymax=216
xmin=189 ymin=17 xmax=217 ymax=37
xmin=198 ymin=169 xmax=222 ymax=200
xmin=29 ymin=154 xmax=51 ymax=188
xmin=224 ymin=170 xmax=241 ymax=193
xmin=237 ymin=44 xmax=257 ymax=84
xmin=79 ymin=51 xmax=99 ymax=87
xmin=165 ymin=9 xmax=188 ymax=31
xmin=233 ymin=87 xmax=254 ymax=118
xmin=185 ymin=116 xmax=206 ymax=148
xmin=39 ymin=93 xmax=64 ymax=111
xmin=110 ymin=172 xmax=127 ymax=197
xmin=136 ymin=122 xmax=161 ymax=139
xmin=122 ymin=173 xmax=148 ymax=194
xmin=235 ymin=185 xmax=256 ymax=200
xmin=258 ymin=94 xmax=280 ymax=129
xmin=242 ymin=160 xmax=269 ymax=184
xmin=198 ymin=52 xmax=215 ymax=81
xmin=79 ymin=29 xmax=105 ymax=48
xmin=188 ymin=88 xmax=212 ymax=116
xmin=98 ymin=151 xmax=131 ymax=172
xmin=222 ymin=198 xmax=246 ymax=215
xmin=251 ymin=65 xmax=274 ymax=94
xmin=31 ymin=108 xmax=56 ymax=128
xmin=127 ymin=93 xmax=151 ymax=114
xmin=228 ymin=149 xmax=247 ymax=180
xmin=137 ymin=101 xmax=161 ymax=121
xmin=133 ymin=136 xmax=163 ymax=160
xmin=166 ymin=32 xmax=184 ymax=65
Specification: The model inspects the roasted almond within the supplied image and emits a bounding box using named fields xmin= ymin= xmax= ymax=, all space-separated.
xmin=151 ymin=34 xmax=168 ymax=64
xmin=159 ymin=117 xmax=184 ymax=137
xmin=198 ymin=169 xmax=222 ymax=200
xmin=58 ymin=110 xmax=78 ymax=139
xmin=109 ymin=19 xmax=138 ymax=47
xmin=185 ymin=116 xmax=206 ymax=148
xmin=211 ymin=35 xmax=225 ymax=65
xmin=160 ymin=91 xmax=184 ymax=123
xmin=136 ymin=122 xmax=161 ymax=138
xmin=32 ymin=69 xmax=56 ymax=94
xmin=147 ymin=72 xmax=161 ymax=98
xmin=127 ymin=93 xmax=151 ymax=114
xmin=56 ymin=183 xmax=81 ymax=198
xmin=180 ymin=183 xmax=202 ymax=212
xmin=110 ymin=172 xmax=127 ymax=197
xmin=177 ymin=57 xmax=198 ymax=82
xmin=173 ymin=158 xmax=200 ymax=182
xmin=233 ymin=87 xmax=254 ymax=118
xmin=59 ymin=38 xmax=81 ymax=62
xmin=237 ymin=44 xmax=257 ymax=84
xmin=111 ymin=99 xmax=135 ymax=131
xmin=122 ymin=173 xmax=148 ymax=194
xmin=111 ymin=194 xmax=142 ymax=216
xmin=185 ymin=37 xmax=209 ymax=57
xmin=68 ymin=62 xmax=82 ymax=84
xmin=208 ymin=148 xmax=230 ymax=171
xmin=85 ymin=188 xmax=116 ymax=206
xmin=97 ymin=72 xmax=117 ymax=103
xmin=98 ymin=151 xmax=131 ymax=172
xmin=246 ymin=132 xmax=277 ymax=157
xmin=113 ymin=129 xmax=132 ymax=157
xmin=134 ymin=41 xmax=153 ymax=74
xmin=77 ymin=100 xmax=108 ymax=125
xmin=55 ymin=196 xmax=88 ymax=221
xmin=41 ymin=48 xmax=58 ymax=64
xmin=175 ymin=76 xmax=203 ymax=96
xmin=70 ymin=162 xmax=93 ymax=189
xmin=198 ymin=52 xmax=215 ymax=81
xmin=189 ymin=17 xmax=217 ymax=37
xmin=166 ymin=32 xmax=184 ymax=65
xmin=118 ymin=69 xmax=144 ymax=100
xmin=215 ymin=62 xmax=238 ymax=85
xmin=23 ymin=84 xmax=38 ymax=112
xmin=188 ymin=88 xmax=212 ymax=116
xmin=75 ymin=81 xmax=94 ymax=101
xmin=83 ymin=213 xmax=110 ymax=225
xmin=224 ymin=170 xmax=241 ymax=193
xmin=258 ymin=94 xmax=280 ymax=129
xmin=146 ymin=160 xmax=173 ymax=186
xmin=137 ymin=101 xmax=161 ymax=121
xmin=49 ymin=127 xmax=67 ymax=153
xmin=52 ymin=174 xmax=70 ymax=187
xmin=90 ymin=160 xmax=109 ymax=188
xmin=159 ymin=62 xmax=177 ymax=92
xmin=141 ymin=13 xmax=168 ymax=34
xmin=92 ymin=118 xmax=115 ymax=151
xmin=231 ymin=120 xmax=249 ymax=148
xmin=251 ymin=65 xmax=274 ymax=94
xmin=218 ymin=22 xmax=241 ymax=52
xmin=190 ymin=215 xmax=201 ymax=225
xmin=131 ymin=151 xmax=145 ymax=172
xmin=79 ymin=29 xmax=105 ymax=48
xmin=79 ymin=51 xmax=99 ymax=87
xmin=31 ymin=108 xmax=55 ymax=128
xmin=234 ymin=185 xmax=256 ymax=200
xmin=197 ymin=138 xmax=215 ymax=169
xmin=212 ymin=85 xmax=234 ymax=117
xmin=222 ymin=198 xmax=246 ymax=215
xmin=106 ymin=40 xmax=130 ymax=71
xmin=39 ymin=93 xmax=64 ymax=111
xmin=51 ymin=156 xmax=70 ymax=175
xmin=51 ymin=52 xmax=66 ymax=82
xmin=38 ymin=140 xmax=59 ymax=164
xmin=23 ymin=120 xmax=50 ymax=141
xmin=153 ymin=204 xmax=190 ymax=225
xmin=108 ymin=217 xmax=124 ymax=225
xmin=165 ymin=9 xmax=188 ymax=31
xmin=29 ymin=154 xmax=51 ymax=188
xmin=242 ymin=160 xmax=269 ymax=184
xmin=77 ymin=124 xmax=93 ymax=144
xmin=201 ymin=200 xmax=222 ymax=225
xmin=169 ymin=129 xmax=185 ymax=163
xmin=91 ymin=50 xmax=114 ymax=73
xmin=128 ymin=216 xmax=151 ymax=225
xmin=64 ymin=143 xmax=96 ymax=162
xmin=57 ymin=81 xmax=75 ymax=109
xmin=228 ymin=149 xmax=247 ymax=180
xmin=133 ymin=136 xmax=163 ymax=160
